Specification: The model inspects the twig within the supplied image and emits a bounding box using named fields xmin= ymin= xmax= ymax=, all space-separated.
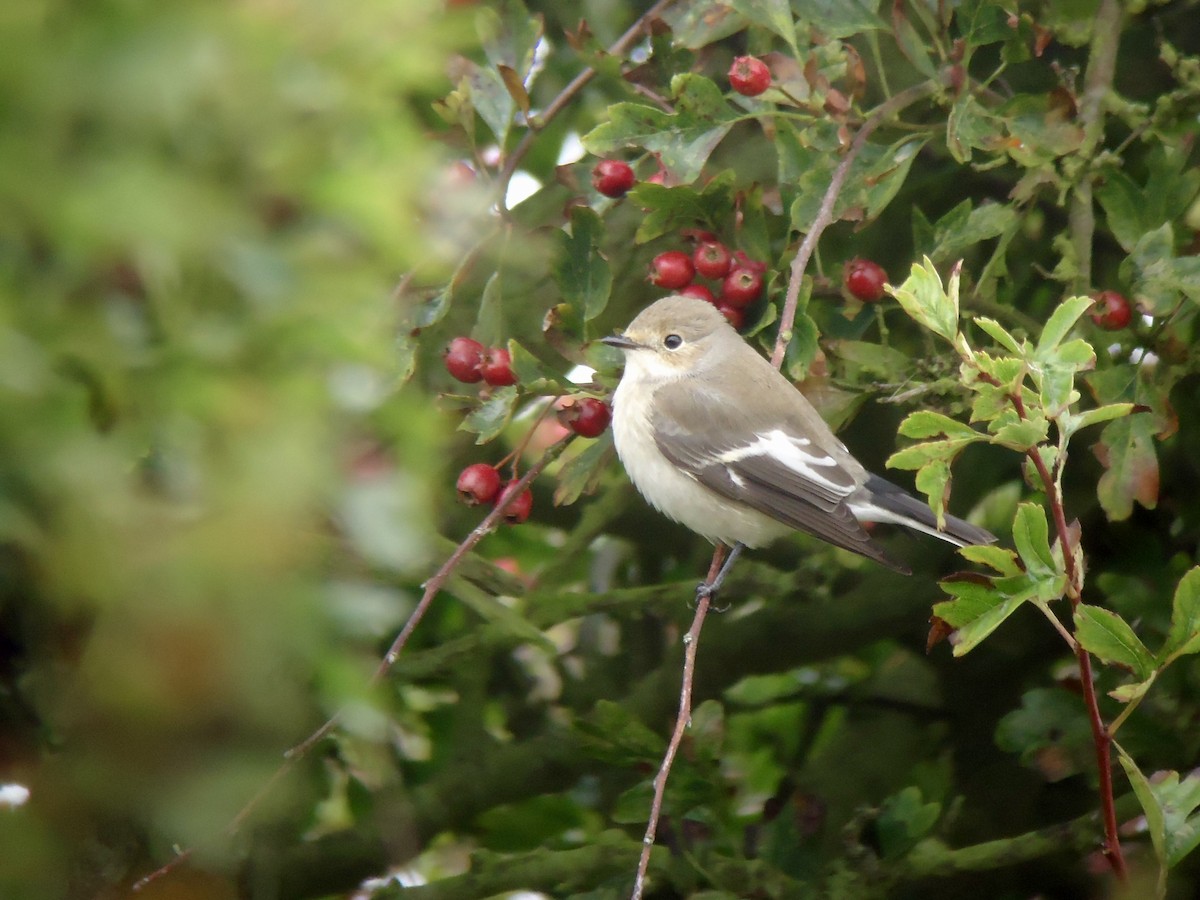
xmin=630 ymin=546 xmax=727 ymax=900
xmin=771 ymin=80 xmax=938 ymax=369
xmin=134 ymin=435 xmax=574 ymax=892
xmin=496 ymin=0 xmax=677 ymax=212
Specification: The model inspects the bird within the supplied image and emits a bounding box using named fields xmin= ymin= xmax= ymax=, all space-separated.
xmin=600 ymin=295 xmax=995 ymax=577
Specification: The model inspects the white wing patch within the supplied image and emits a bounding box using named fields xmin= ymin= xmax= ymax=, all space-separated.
xmin=714 ymin=430 xmax=851 ymax=495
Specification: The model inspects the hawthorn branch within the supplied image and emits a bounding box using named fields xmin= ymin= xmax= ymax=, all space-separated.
xmin=771 ymin=79 xmax=938 ymax=369
xmin=496 ymin=0 xmax=677 ymax=212
xmin=630 ymin=546 xmax=726 ymax=900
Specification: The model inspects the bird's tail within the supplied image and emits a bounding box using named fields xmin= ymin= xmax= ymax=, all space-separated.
xmin=852 ymin=475 xmax=996 ymax=548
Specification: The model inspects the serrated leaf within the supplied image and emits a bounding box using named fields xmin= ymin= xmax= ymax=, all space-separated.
xmin=915 ymin=460 xmax=951 ymax=528
xmin=1092 ymin=415 xmax=1160 ymax=521
xmin=898 ymin=410 xmax=983 ymax=441
xmin=887 ymin=437 xmax=975 ymax=470
xmin=1109 ymin=675 xmax=1155 ymax=704
xmin=582 ymin=75 xmax=736 ymax=183
xmin=959 ymin=544 xmax=1021 ymax=576
xmin=889 ymin=257 xmax=959 ymax=343
xmin=554 ymin=431 xmax=614 ymax=506
xmin=991 ymin=414 xmax=1049 ymax=452
xmin=935 ymin=576 xmax=1033 ymax=656
xmin=1036 ymin=296 xmax=1094 ymax=358
xmin=460 ymin=385 xmax=518 ymax=444
xmin=876 ymin=787 xmax=941 ymax=859
xmin=574 ymin=700 xmax=665 ymax=765
xmin=1012 ymin=502 xmax=1056 ymax=575
xmin=1074 ymin=605 xmax=1154 ymax=680
xmin=554 ymin=207 xmax=612 ymax=332
xmin=930 ymin=202 xmax=1017 ymax=264
xmin=627 ymin=172 xmax=734 ymax=243
xmin=974 ymin=317 xmax=1024 ymax=355
xmin=1162 ymin=568 xmax=1200 ymax=662
xmin=1118 ymin=748 xmax=1200 ymax=874
xmin=1062 ymin=402 xmax=1133 ymax=437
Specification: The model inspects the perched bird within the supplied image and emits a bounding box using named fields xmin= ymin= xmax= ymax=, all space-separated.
xmin=601 ymin=295 xmax=995 ymax=576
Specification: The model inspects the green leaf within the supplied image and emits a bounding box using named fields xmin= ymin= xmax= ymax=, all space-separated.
xmin=997 ymin=688 xmax=1092 ymax=778
xmin=935 ymin=574 xmax=1051 ymax=656
xmin=782 ymin=313 xmax=820 ymax=380
xmin=1092 ymin=415 xmax=1160 ymax=521
xmin=1118 ymin=748 xmax=1200 ymax=873
xmin=507 ymin=340 xmax=561 ymax=392
xmin=898 ymin=411 xmax=983 ymax=441
xmin=474 ymin=271 xmax=505 ymax=348
xmin=991 ymin=414 xmax=1049 ymax=452
xmin=728 ymin=0 xmax=799 ymax=53
xmin=574 ymin=700 xmax=665 ymax=765
xmin=554 ymin=207 xmax=612 ymax=331
xmin=1060 ymin=402 xmax=1133 ymax=438
xmin=1035 ymin=296 xmax=1094 ymax=358
xmin=889 ymin=257 xmax=959 ymax=344
xmin=1162 ymin=568 xmax=1200 ymax=662
xmin=973 ymin=316 xmax=1024 ymax=355
xmin=876 ymin=787 xmax=942 ymax=859
xmin=1012 ymin=502 xmax=1056 ymax=575
xmin=627 ymin=172 xmax=735 ymax=244
xmin=915 ymin=460 xmax=951 ymax=528
xmin=582 ymin=74 xmax=736 ymax=183
xmin=959 ymin=544 xmax=1021 ymax=577
xmin=459 ymin=385 xmax=519 ymax=444
xmin=1074 ymin=605 xmax=1154 ymax=680
xmin=553 ymin=430 xmax=614 ymax=506
xmin=930 ymin=201 xmax=1018 ymax=264
xmin=887 ymin=437 xmax=976 ymax=470
xmin=792 ymin=0 xmax=885 ymax=37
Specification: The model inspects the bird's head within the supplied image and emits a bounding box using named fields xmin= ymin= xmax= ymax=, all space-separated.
xmin=601 ymin=296 xmax=732 ymax=383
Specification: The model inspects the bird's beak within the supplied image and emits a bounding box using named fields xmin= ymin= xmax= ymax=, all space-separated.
xmin=601 ymin=333 xmax=639 ymax=350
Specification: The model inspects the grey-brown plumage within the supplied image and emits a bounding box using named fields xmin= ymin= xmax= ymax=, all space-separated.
xmin=602 ymin=296 xmax=995 ymax=573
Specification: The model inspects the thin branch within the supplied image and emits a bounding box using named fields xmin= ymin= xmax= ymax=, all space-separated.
xmin=771 ymin=79 xmax=938 ymax=369
xmin=496 ymin=0 xmax=677 ymax=212
xmin=630 ymin=546 xmax=727 ymax=900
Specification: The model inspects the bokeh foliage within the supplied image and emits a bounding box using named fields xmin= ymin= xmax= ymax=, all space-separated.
xmin=3 ymin=1 xmax=1200 ymax=899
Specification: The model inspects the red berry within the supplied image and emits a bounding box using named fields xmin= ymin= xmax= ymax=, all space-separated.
xmin=679 ymin=283 xmax=716 ymax=304
xmin=716 ymin=302 xmax=745 ymax=330
xmin=648 ymin=250 xmax=695 ymax=290
xmin=481 ymin=347 xmax=517 ymax=386
xmin=496 ymin=480 xmax=533 ymax=524
xmin=729 ymin=56 xmax=771 ymax=97
xmin=444 ymin=336 xmax=485 ymax=383
xmin=733 ymin=250 xmax=767 ymax=274
xmin=721 ymin=266 xmax=764 ymax=308
xmin=591 ymin=160 xmax=636 ymax=198
xmin=1089 ymin=291 xmax=1132 ymax=330
xmin=694 ymin=241 xmax=732 ymax=280
xmin=456 ymin=463 xmax=501 ymax=506
xmin=844 ymin=258 xmax=888 ymax=303
xmin=557 ymin=397 xmax=612 ymax=438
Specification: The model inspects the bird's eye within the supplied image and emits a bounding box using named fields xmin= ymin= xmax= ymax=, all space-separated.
xmin=663 ymin=334 xmax=683 ymax=350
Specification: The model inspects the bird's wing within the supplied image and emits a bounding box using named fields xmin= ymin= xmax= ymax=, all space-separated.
xmin=651 ymin=381 xmax=908 ymax=572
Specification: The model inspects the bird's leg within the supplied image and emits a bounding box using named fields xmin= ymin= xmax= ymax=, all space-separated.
xmin=696 ymin=542 xmax=744 ymax=605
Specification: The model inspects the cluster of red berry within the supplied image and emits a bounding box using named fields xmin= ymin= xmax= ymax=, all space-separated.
xmin=442 ymin=337 xmax=517 ymax=386
xmin=646 ymin=239 xmax=767 ymax=329
xmin=444 ymin=335 xmax=614 ymax=525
